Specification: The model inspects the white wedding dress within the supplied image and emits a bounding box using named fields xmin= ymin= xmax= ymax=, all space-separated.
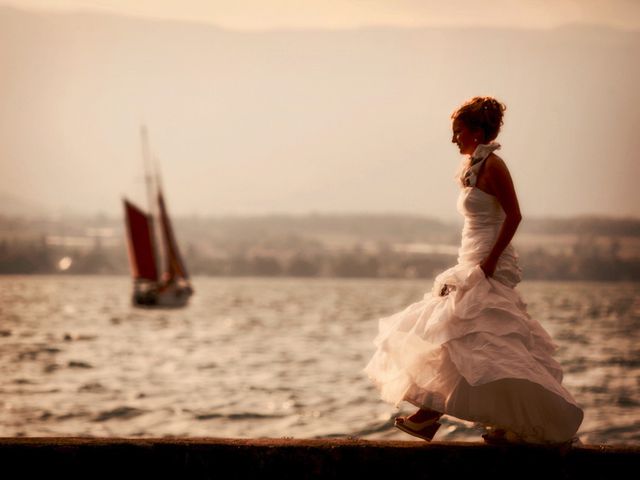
xmin=364 ymin=143 xmax=583 ymax=444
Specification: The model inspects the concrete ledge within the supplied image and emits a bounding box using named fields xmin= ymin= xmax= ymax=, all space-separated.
xmin=0 ymin=437 xmax=637 ymax=479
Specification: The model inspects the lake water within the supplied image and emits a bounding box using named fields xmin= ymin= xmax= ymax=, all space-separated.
xmin=0 ymin=275 xmax=638 ymax=444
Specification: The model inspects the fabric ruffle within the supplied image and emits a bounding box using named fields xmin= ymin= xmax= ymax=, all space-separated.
xmin=457 ymin=142 xmax=501 ymax=187
xmin=364 ymin=263 xmax=584 ymax=444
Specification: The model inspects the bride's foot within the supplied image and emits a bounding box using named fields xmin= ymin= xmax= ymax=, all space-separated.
xmin=394 ymin=409 xmax=442 ymax=442
xmin=482 ymin=428 xmax=522 ymax=445
xmin=406 ymin=408 xmax=442 ymax=423
xmin=482 ymin=428 xmax=507 ymax=444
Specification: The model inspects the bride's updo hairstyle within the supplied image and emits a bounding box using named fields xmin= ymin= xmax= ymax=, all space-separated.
xmin=452 ymin=96 xmax=506 ymax=143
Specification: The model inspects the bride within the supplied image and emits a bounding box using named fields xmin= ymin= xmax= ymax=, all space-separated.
xmin=364 ymin=96 xmax=583 ymax=445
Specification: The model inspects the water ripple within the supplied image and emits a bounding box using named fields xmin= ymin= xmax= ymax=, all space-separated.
xmin=0 ymin=276 xmax=638 ymax=443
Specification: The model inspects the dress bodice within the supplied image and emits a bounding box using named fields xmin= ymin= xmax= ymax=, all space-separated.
xmin=454 ymin=143 xmax=521 ymax=287
xmin=457 ymin=186 xmax=505 ymax=226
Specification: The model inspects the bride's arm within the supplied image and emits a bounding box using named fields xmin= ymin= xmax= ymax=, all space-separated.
xmin=480 ymin=156 xmax=522 ymax=277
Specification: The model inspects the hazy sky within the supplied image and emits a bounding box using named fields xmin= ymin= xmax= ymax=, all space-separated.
xmin=3 ymin=0 xmax=640 ymax=30
xmin=1 ymin=2 xmax=639 ymax=220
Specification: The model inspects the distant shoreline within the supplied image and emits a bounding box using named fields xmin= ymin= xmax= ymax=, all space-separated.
xmin=2 ymin=213 xmax=640 ymax=281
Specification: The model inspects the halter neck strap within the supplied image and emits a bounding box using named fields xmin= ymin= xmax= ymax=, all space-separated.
xmin=461 ymin=142 xmax=500 ymax=187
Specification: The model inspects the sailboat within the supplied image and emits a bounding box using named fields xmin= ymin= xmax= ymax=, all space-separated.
xmin=123 ymin=126 xmax=194 ymax=308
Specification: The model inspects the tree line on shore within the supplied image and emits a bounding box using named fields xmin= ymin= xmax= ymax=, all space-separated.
xmin=1 ymin=233 xmax=638 ymax=281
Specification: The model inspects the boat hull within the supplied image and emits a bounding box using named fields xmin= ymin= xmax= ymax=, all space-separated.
xmin=132 ymin=283 xmax=193 ymax=309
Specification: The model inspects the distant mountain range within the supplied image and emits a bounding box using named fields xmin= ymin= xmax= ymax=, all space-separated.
xmin=0 ymin=192 xmax=48 ymax=217
xmin=1 ymin=201 xmax=638 ymax=239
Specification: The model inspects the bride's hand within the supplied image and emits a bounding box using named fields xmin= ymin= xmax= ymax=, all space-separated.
xmin=480 ymin=258 xmax=497 ymax=277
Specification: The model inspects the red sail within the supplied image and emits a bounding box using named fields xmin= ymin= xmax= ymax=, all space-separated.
xmin=157 ymin=190 xmax=189 ymax=280
xmin=123 ymin=199 xmax=159 ymax=281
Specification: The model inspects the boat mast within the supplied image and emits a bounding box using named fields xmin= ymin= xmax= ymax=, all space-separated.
xmin=140 ymin=125 xmax=155 ymax=219
xmin=155 ymin=161 xmax=191 ymax=283
xmin=140 ymin=124 xmax=161 ymax=281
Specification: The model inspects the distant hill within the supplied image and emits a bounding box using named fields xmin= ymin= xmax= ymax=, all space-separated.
xmin=0 ymin=192 xmax=48 ymax=218
xmin=2 ymin=210 xmax=639 ymax=243
xmin=519 ymin=216 xmax=640 ymax=237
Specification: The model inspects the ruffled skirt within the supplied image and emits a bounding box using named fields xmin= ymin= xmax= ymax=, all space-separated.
xmin=364 ymin=264 xmax=583 ymax=444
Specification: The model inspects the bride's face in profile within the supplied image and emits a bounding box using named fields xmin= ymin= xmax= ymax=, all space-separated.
xmin=451 ymin=118 xmax=480 ymax=156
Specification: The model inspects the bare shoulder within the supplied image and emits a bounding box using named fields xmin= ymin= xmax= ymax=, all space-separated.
xmin=484 ymin=153 xmax=514 ymax=183
xmin=482 ymin=153 xmax=517 ymax=198
xmin=484 ymin=153 xmax=509 ymax=174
